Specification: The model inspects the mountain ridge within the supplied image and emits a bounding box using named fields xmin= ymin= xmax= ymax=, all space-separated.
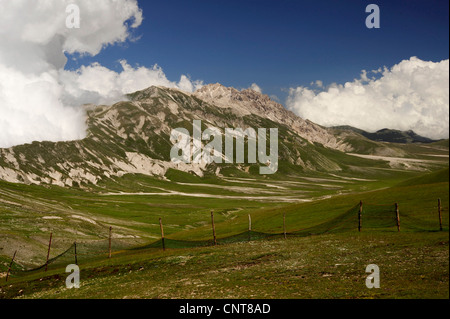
xmin=0 ymin=84 xmax=442 ymax=188
xmin=332 ymin=125 xmax=438 ymax=144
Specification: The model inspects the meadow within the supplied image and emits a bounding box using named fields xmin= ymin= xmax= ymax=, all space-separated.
xmin=0 ymin=168 xmax=448 ymax=299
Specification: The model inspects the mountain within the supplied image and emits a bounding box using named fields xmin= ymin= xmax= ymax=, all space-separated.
xmin=0 ymin=84 xmax=436 ymax=187
xmin=194 ymin=84 xmax=348 ymax=150
xmin=332 ymin=126 xmax=437 ymax=144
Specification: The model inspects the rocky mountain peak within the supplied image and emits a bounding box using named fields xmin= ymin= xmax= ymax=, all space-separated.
xmin=0 ymin=82 xmax=354 ymax=187
xmin=194 ymin=83 xmax=350 ymax=151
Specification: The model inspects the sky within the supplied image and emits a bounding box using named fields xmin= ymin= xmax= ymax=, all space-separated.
xmin=0 ymin=0 xmax=449 ymax=148
xmin=66 ymin=0 xmax=449 ymax=97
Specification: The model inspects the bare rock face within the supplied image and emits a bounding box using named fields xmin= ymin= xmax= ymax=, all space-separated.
xmin=194 ymin=83 xmax=351 ymax=151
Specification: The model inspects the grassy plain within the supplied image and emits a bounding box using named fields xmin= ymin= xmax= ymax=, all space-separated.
xmin=0 ymin=166 xmax=448 ymax=299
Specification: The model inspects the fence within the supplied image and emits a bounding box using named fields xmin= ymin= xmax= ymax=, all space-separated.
xmin=3 ymin=199 xmax=448 ymax=281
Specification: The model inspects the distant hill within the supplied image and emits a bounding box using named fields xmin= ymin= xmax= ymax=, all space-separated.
xmin=431 ymin=139 xmax=450 ymax=148
xmin=332 ymin=126 xmax=438 ymax=144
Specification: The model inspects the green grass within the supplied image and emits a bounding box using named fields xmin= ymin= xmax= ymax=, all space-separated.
xmin=2 ymin=231 xmax=447 ymax=299
xmin=1 ymin=173 xmax=448 ymax=299
xmin=395 ymin=168 xmax=449 ymax=187
xmin=0 ymin=164 xmax=423 ymax=242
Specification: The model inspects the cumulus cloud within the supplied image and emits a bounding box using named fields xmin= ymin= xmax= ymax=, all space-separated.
xmin=59 ymin=61 xmax=204 ymax=106
xmin=0 ymin=0 xmax=203 ymax=149
xmin=309 ymin=80 xmax=323 ymax=88
xmin=249 ymin=83 xmax=262 ymax=93
xmin=0 ymin=64 xmax=86 ymax=148
xmin=286 ymin=57 xmax=449 ymax=140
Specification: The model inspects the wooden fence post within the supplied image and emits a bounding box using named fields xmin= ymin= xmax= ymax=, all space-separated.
xmin=395 ymin=203 xmax=400 ymax=232
xmin=248 ymin=214 xmax=252 ymax=241
xmin=283 ymin=212 xmax=287 ymax=239
xmin=358 ymin=201 xmax=363 ymax=232
xmin=211 ymin=211 xmax=217 ymax=246
xmin=108 ymin=227 xmax=112 ymax=259
xmin=159 ymin=217 xmax=166 ymax=251
xmin=5 ymin=250 xmax=17 ymax=282
xmin=45 ymin=232 xmax=52 ymax=272
xmin=438 ymin=198 xmax=442 ymax=231
xmin=74 ymin=241 xmax=78 ymax=265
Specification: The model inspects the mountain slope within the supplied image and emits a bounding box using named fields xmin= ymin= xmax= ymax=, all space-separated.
xmin=194 ymin=84 xmax=349 ymax=150
xmin=333 ymin=126 xmax=437 ymax=144
xmin=0 ymin=84 xmax=445 ymax=187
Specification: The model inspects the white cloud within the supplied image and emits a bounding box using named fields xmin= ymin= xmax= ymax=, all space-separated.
xmin=309 ymin=80 xmax=323 ymax=88
xmin=286 ymin=57 xmax=449 ymax=139
xmin=0 ymin=0 xmax=203 ymax=148
xmin=0 ymin=64 xmax=86 ymax=148
xmin=60 ymin=61 xmax=204 ymax=107
xmin=249 ymin=83 xmax=262 ymax=93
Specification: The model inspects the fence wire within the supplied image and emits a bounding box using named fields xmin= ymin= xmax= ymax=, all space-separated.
xmin=4 ymin=201 xmax=448 ymax=280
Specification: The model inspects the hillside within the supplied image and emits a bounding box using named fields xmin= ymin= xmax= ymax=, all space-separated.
xmin=333 ymin=126 xmax=438 ymax=144
xmin=2 ymin=176 xmax=448 ymax=299
xmin=0 ymin=84 xmax=448 ymax=299
xmin=1 ymin=84 xmax=447 ymax=188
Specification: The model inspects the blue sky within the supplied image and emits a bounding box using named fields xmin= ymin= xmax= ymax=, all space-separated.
xmin=1 ymin=0 xmax=447 ymax=149
xmin=67 ymin=0 xmax=449 ymax=100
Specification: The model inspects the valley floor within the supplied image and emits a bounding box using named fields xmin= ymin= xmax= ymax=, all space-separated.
xmin=0 ymin=167 xmax=448 ymax=299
